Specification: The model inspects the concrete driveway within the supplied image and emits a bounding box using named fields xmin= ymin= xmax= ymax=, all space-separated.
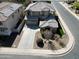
xmin=18 ymin=25 xmax=40 ymax=49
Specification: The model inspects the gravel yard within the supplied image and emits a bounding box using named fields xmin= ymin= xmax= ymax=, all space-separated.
xmin=33 ymin=31 xmax=69 ymax=50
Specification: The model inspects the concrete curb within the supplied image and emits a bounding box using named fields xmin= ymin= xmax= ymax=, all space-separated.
xmin=60 ymin=2 xmax=79 ymax=20
xmin=51 ymin=2 xmax=75 ymax=56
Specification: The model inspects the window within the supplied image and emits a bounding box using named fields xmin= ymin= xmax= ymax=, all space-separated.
xmin=0 ymin=28 xmax=4 ymax=32
xmin=12 ymin=14 xmax=14 ymax=18
xmin=41 ymin=11 xmax=44 ymax=16
xmin=33 ymin=12 xmax=40 ymax=16
xmin=27 ymin=10 xmax=30 ymax=16
xmin=18 ymin=9 xmax=20 ymax=13
xmin=0 ymin=28 xmax=7 ymax=32
xmin=0 ymin=22 xmax=3 ymax=25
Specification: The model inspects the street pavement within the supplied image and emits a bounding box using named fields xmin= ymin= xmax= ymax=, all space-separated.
xmin=51 ymin=0 xmax=79 ymax=58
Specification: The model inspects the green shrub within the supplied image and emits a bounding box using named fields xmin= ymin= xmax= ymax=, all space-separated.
xmin=72 ymin=2 xmax=79 ymax=10
xmin=57 ymin=28 xmax=64 ymax=37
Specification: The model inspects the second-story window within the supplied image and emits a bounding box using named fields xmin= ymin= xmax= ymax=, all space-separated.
xmin=0 ymin=28 xmax=7 ymax=32
xmin=0 ymin=22 xmax=3 ymax=25
xmin=18 ymin=9 xmax=20 ymax=13
xmin=27 ymin=10 xmax=30 ymax=16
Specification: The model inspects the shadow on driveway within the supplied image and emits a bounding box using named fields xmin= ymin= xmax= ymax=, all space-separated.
xmin=26 ymin=24 xmax=39 ymax=30
xmin=0 ymin=32 xmax=18 ymax=47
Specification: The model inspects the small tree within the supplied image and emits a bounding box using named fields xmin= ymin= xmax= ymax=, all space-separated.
xmin=72 ymin=2 xmax=79 ymax=10
xmin=17 ymin=0 xmax=30 ymax=6
xmin=24 ymin=0 xmax=31 ymax=6
xmin=72 ymin=2 xmax=79 ymax=13
xmin=18 ymin=0 xmax=26 ymax=3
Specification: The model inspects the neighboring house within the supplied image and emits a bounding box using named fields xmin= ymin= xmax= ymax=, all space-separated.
xmin=0 ymin=2 xmax=24 ymax=35
xmin=25 ymin=2 xmax=55 ymax=25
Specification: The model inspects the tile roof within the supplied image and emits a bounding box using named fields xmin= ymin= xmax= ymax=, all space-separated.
xmin=25 ymin=2 xmax=55 ymax=12
xmin=0 ymin=2 xmax=22 ymax=22
xmin=39 ymin=19 xmax=58 ymax=28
